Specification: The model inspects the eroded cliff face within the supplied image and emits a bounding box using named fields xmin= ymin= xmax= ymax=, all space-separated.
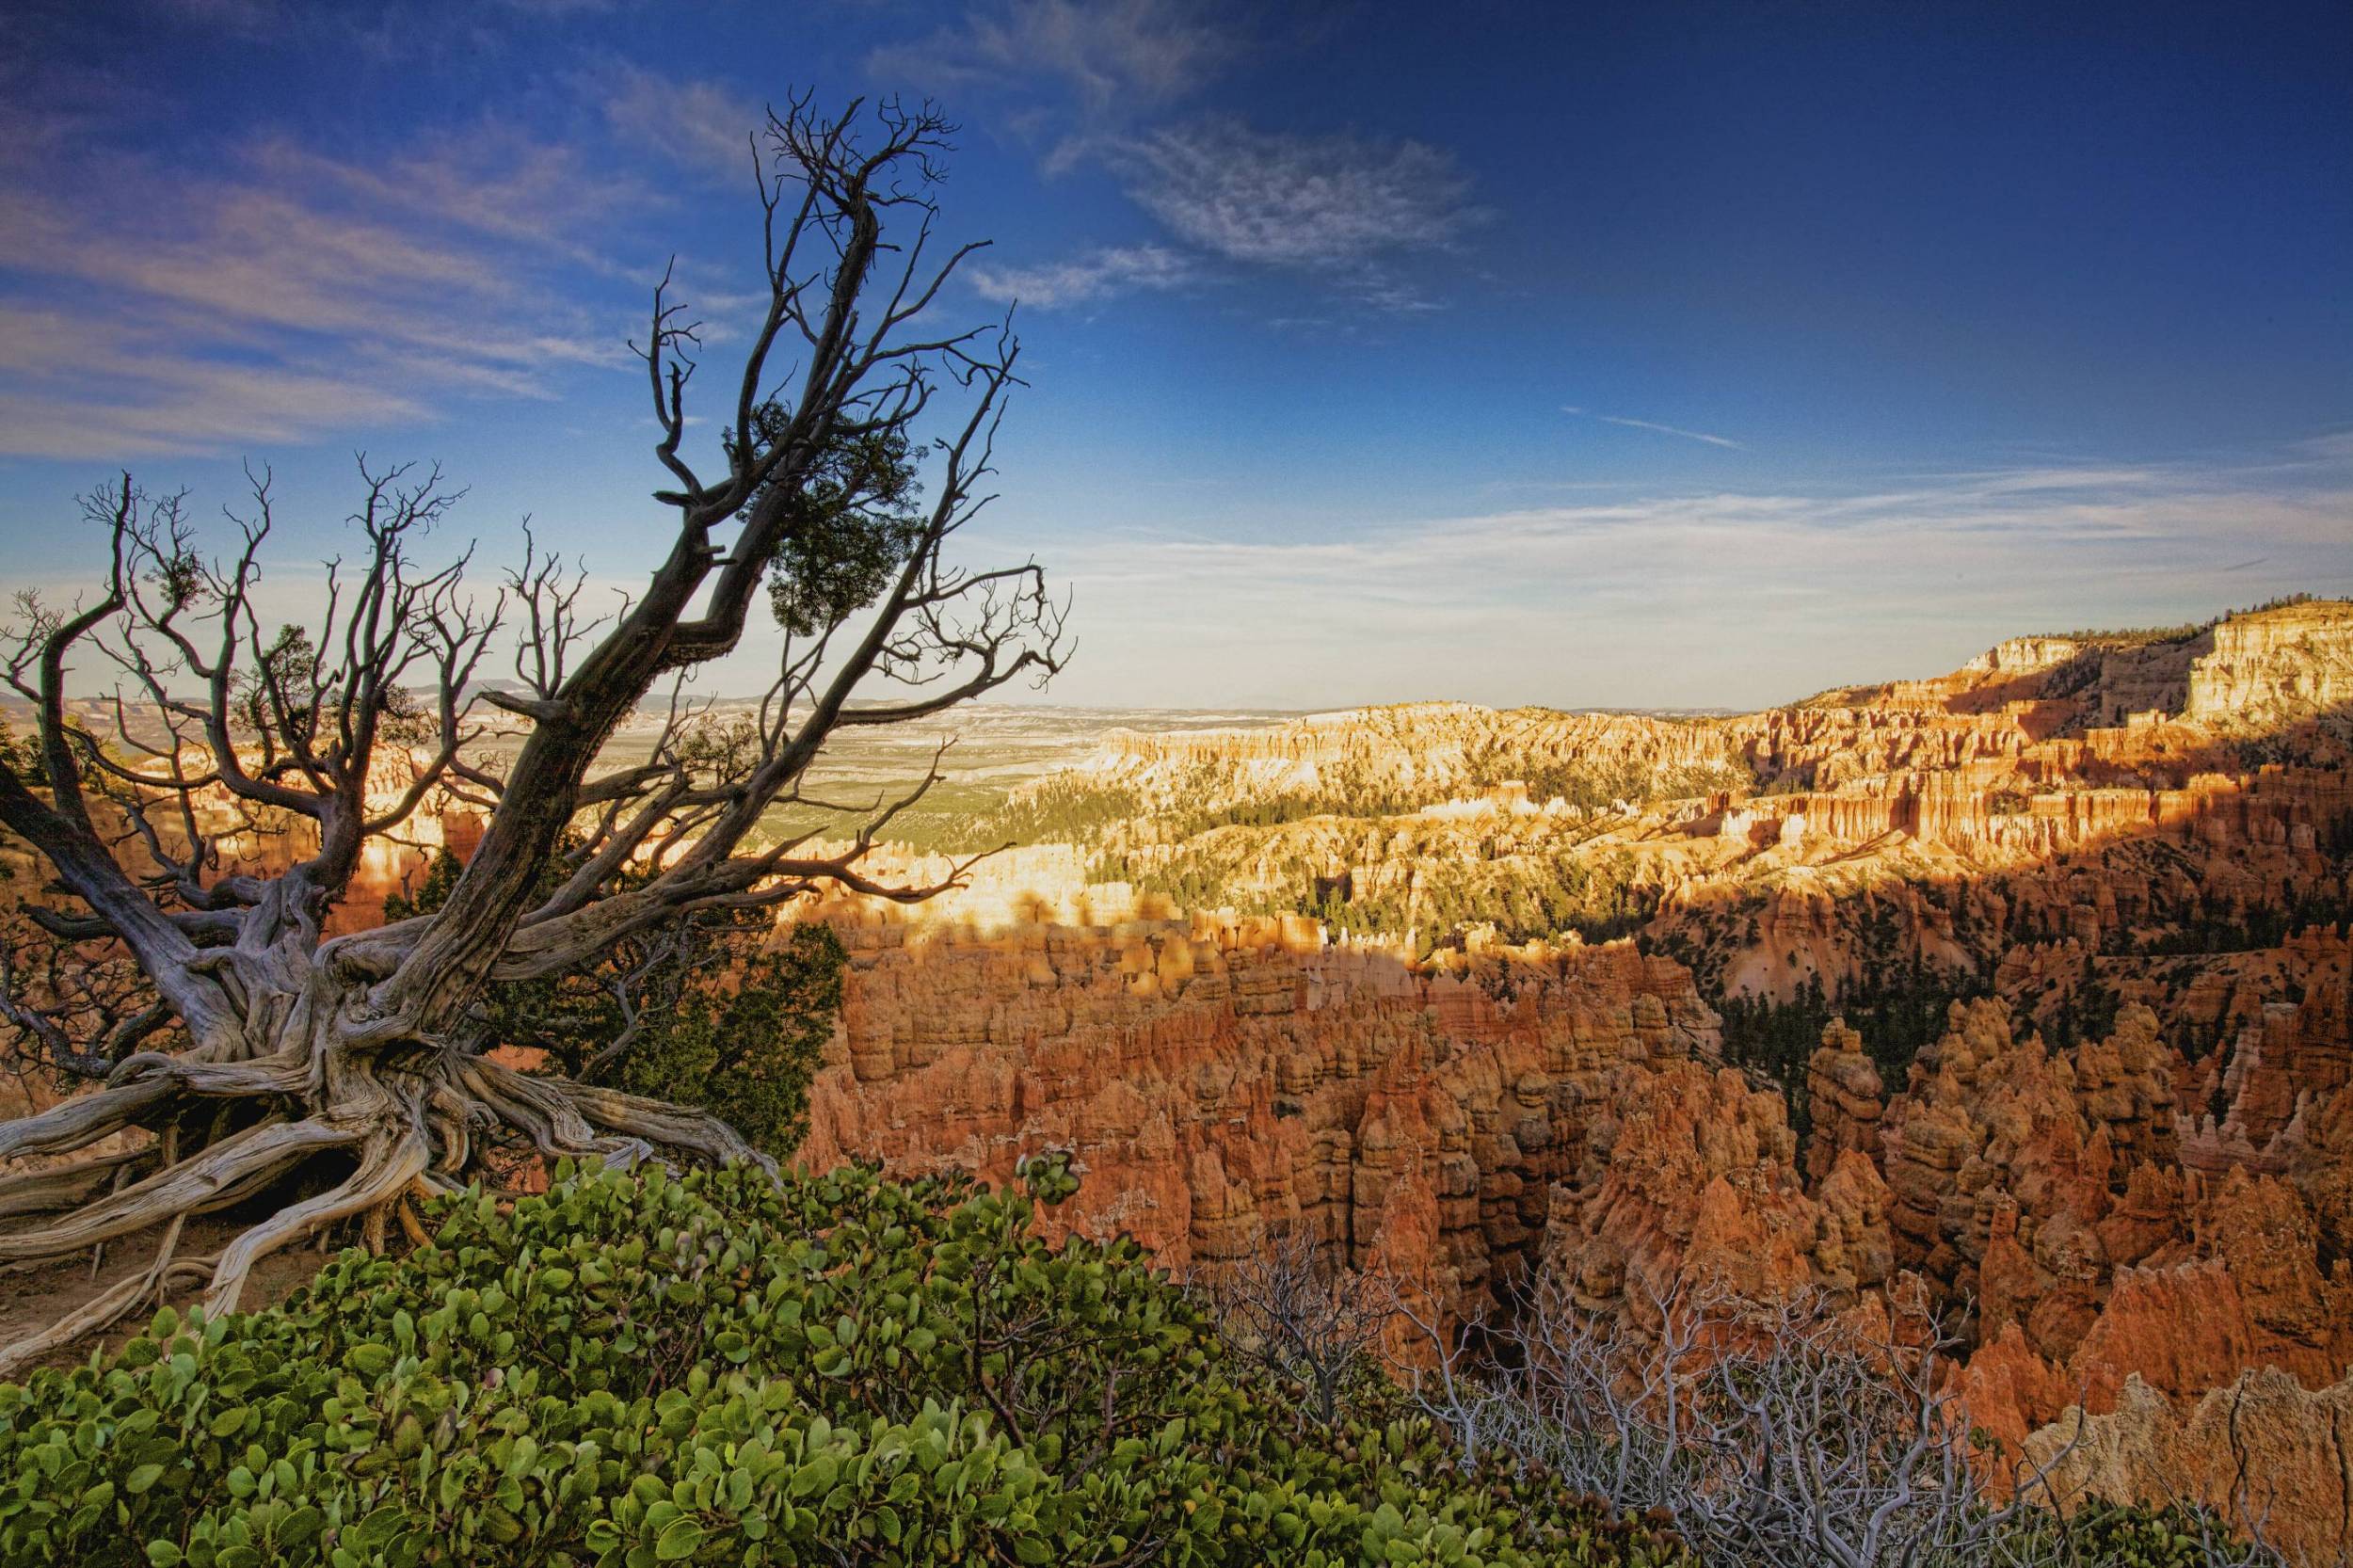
xmin=1030 ymin=606 xmax=2353 ymax=1041
xmin=1841 ymin=991 xmax=2353 ymax=1477
xmin=1071 ymin=704 xmax=1750 ymax=822
xmin=1538 ymin=1055 xmax=1893 ymax=1320
xmin=2185 ymin=600 xmax=2353 ymax=732
xmin=1878 ymin=1000 xmax=2179 ymax=1355
xmin=1788 ymin=599 xmax=2353 ymax=740
xmin=803 ymin=914 xmax=1721 ymax=1327
xmin=797 ymin=600 xmax=2353 ymax=1558
xmin=803 ymin=907 xmax=2350 ymax=1551
xmin=2024 ymin=1368 xmax=2353 ymax=1568
xmin=19 ymin=600 xmax=2345 ymax=1553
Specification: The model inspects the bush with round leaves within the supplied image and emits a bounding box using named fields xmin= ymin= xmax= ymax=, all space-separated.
xmin=0 ymin=1157 xmax=1692 ymax=1567
xmin=2019 ymin=1499 xmax=2280 ymax=1567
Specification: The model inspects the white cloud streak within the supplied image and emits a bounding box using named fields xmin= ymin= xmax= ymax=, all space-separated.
xmin=967 ymin=245 xmax=1193 ymax=309
xmin=1029 ymin=452 xmax=2353 ymax=709
xmin=1563 ymin=407 xmax=1745 ymax=450
xmin=965 ymin=116 xmax=1479 ymax=318
xmin=1123 ymin=117 xmax=1475 ymax=269
xmin=0 ymin=120 xmax=646 ymax=458
xmin=598 ymin=66 xmax=765 ymax=184
xmin=1083 ymin=116 xmax=1482 ymax=312
xmin=869 ymin=0 xmax=1232 ymax=116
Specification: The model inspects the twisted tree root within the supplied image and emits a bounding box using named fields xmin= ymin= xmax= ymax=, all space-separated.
xmin=0 ymin=1145 xmax=156 ymax=1222
xmin=0 ymin=1048 xmax=769 ymax=1371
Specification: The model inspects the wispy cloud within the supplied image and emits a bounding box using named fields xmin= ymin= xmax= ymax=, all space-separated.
xmin=1105 ymin=116 xmax=1481 ymax=312
xmin=501 ymin=0 xmax=630 ymax=14
xmin=1123 ymin=117 xmax=1475 ymax=267
xmin=0 ymin=306 xmax=436 ymax=459
xmin=869 ymin=0 xmax=1233 ymax=118
xmin=0 ymin=116 xmax=647 ymax=459
xmin=598 ymin=65 xmax=765 ymax=184
xmin=146 ymin=0 xmax=292 ymax=32
xmin=881 ymin=10 xmax=1475 ymax=315
xmin=1032 ymin=449 xmax=2353 ymax=708
xmin=1564 ymin=407 xmax=1744 ymax=450
xmin=968 ymin=245 xmax=1193 ymax=309
xmin=959 ymin=114 xmax=1481 ymax=318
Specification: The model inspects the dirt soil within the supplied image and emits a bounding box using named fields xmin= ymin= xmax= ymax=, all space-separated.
xmin=0 ymin=1210 xmax=334 ymax=1378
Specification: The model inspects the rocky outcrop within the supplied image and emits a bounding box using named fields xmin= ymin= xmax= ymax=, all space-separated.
xmin=1542 ymin=1060 xmax=1831 ymax=1320
xmin=782 ymin=600 xmax=2353 ymax=1562
xmin=2196 ymin=929 xmax=2353 ymax=1156
xmin=805 ymin=906 xmax=1913 ymax=1345
xmin=804 ymin=916 xmax=1722 ymax=1324
xmin=1779 ymin=600 xmax=2352 ymax=744
xmin=2026 ymin=1368 xmax=2353 ymax=1568
xmin=1007 ymin=604 xmax=2353 ymax=1030
xmin=2184 ymin=599 xmax=2353 ymax=732
xmin=800 ymin=895 xmax=2321 ymax=1545
xmin=1803 ymin=1019 xmax=1883 ymax=1183
xmin=788 ymin=604 xmax=2353 ymax=1560
xmin=1941 ymin=1162 xmax=2353 ymax=1490
xmin=1069 ymin=703 xmax=1750 ymax=821
xmin=1876 ymin=990 xmax=2332 ymax=1400
xmin=2073 ymin=1005 xmax=2180 ymax=1169
xmin=1881 ymin=1000 xmax=2140 ymax=1353
xmin=2288 ymin=1080 xmax=2353 ymax=1265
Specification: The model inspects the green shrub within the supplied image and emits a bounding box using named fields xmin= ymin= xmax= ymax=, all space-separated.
xmin=598 ymin=923 xmax=845 ymax=1159
xmin=387 ymin=851 xmax=845 ymax=1160
xmin=2024 ymin=1498 xmax=2275 ymax=1566
xmin=0 ymin=1159 xmax=1686 ymax=1567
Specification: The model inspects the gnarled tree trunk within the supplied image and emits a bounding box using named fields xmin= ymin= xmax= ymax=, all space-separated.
xmin=0 ymin=95 xmax=1064 ymax=1371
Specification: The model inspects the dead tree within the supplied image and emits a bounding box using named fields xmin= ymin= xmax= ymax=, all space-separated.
xmin=1390 ymin=1272 xmax=2283 ymax=1568
xmin=1196 ymin=1225 xmax=1390 ymax=1426
xmin=0 ymin=97 xmax=1065 ymax=1370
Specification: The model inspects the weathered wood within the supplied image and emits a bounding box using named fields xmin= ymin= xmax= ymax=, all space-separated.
xmin=0 ymin=98 xmax=1062 ymax=1354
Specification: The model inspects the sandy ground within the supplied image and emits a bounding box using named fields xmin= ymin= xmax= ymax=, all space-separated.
xmin=0 ymin=1209 xmax=333 ymax=1378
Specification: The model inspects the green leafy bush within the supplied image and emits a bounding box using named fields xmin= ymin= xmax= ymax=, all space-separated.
xmin=2044 ymin=1500 xmax=2270 ymax=1565
xmin=0 ymin=1159 xmax=1688 ymax=1567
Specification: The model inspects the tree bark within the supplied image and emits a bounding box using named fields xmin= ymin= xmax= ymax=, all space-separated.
xmin=0 ymin=95 xmax=1058 ymax=1368
xmin=0 ymin=952 xmax=773 ymax=1378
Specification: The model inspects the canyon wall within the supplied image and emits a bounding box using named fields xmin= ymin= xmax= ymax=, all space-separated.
xmin=805 ymin=907 xmax=2351 ymax=1554
xmin=802 ymin=599 xmax=2353 ymax=1558
xmin=10 ymin=599 xmax=2348 ymax=1554
xmin=803 ymin=914 xmax=1722 ymax=1326
xmin=1075 ymin=703 xmax=1747 ymax=807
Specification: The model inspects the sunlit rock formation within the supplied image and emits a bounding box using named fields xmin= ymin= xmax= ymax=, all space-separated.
xmin=2025 ymin=1368 xmax=2353 ymax=1568
xmin=10 ymin=597 xmax=2350 ymax=1556
xmin=796 ymin=597 xmax=2353 ymax=1557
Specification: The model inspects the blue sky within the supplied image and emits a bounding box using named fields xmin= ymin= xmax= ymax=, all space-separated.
xmin=1 ymin=0 xmax=2346 ymax=710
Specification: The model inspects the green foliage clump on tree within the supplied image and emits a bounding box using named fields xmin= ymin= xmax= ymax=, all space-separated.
xmin=733 ymin=418 xmax=925 ymax=640
xmin=0 ymin=1160 xmax=1691 ymax=1568
xmin=600 ymin=923 xmax=846 ymax=1160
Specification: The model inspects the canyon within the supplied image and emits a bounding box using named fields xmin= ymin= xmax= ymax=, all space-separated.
xmin=4 ymin=597 xmax=2348 ymax=1557
xmin=793 ymin=599 xmax=2353 ymax=1560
